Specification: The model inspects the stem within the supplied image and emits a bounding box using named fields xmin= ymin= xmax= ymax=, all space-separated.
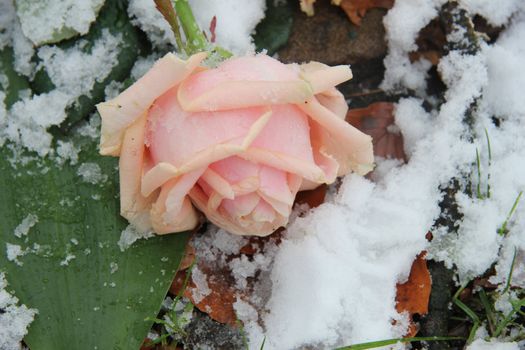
xmin=154 ymin=0 xmax=186 ymax=53
xmin=174 ymin=0 xmax=208 ymax=53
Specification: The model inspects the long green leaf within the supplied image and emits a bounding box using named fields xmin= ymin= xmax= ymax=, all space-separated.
xmin=0 ymin=138 xmax=189 ymax=350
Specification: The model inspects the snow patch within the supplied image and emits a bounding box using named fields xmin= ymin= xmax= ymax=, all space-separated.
xmin=0 ymin=272 xmax=38 ymax=350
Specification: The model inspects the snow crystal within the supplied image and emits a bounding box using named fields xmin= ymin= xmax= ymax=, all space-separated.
xmin=77 ymin=162 xmax=107 ymax=184
xmin=16 ymin=0 xmax=105 ymax=45
xmin=117 ymin=224 xmax=153 ymax=252
xmin=60 ymin=253 xmax=76 ymax=266
xmin=467 ymin=339 xmax=519 ymax=350
xmin=103 ymin=80 xmax=124 ymax=100
xmin=229 ymin=255 xmax=258 ymax=290
xmin=1 ymin=29 xmax=121 ymax=156
xmin=0 ymin=1 xmax=15 ymax=50
xmin=13 ymin=213 xmax=38 ymax=238
xmin=37 ymin=29 xmax=122 ymax=97
xmin=127 ymin=0 xmax=176 ymax=50
xmin=109 ymin=262 xmax=118 ymax=274
xmin=211 ymin=228 xmax=248 ymax=255
xmin=190 ymin=266 xmax=212 ymax=304
xmin=459 ymin=0 xmax=525 ymax=27
xmin=381 ymin=0 xmax=445 ymax=92
xmin=130 ymin=55 xmax=159 ymax=80
xmin=6 ymin=243 xmax=25 ymax=266
xmin=55 ymin=140 xmax=79 ymax=165
xmin=0 ymin=272 xmax=37 ymax=350
xmin=76 ymin=114 xmax=101 ymax=140
xmin=233 ymin=298 xmax=259 ymax=324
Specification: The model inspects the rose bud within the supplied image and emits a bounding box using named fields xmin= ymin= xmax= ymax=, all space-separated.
xmin=97 ymin=53 xmax=373 ymax=236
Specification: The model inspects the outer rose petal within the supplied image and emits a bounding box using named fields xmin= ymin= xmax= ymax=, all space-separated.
xmin=298 ymin=98 xmax=374 ymax=175
xmin=119 ymin=113 xmax=154 ymax=233
xmin=300 ymin=61 xmax=353 ymax=96
xmin=97 ymin=52 xmax=207 ymax=156
xmin=150 ymin=169 xmax=204 ymax=234
xmin=177 ymin=55 xmax=314 ymax=112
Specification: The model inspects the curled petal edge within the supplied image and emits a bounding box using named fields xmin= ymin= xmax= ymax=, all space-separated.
xmin=141 ymin=108 xmax=273 ymax=197
xmin=98 ymin=52 xmax=207 ymax=156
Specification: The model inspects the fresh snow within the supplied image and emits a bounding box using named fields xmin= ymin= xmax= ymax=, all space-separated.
xmin=128 ymin=0 xmax=266 ymax=55
xmin=466 ymin=339 xmax=520 ymax=350
xmin=0 ymin=272 xmax=38 ymax=350
xmin=1 ymin=0 xmax=525 ymax=348
xmin=15 ymin=0 xmax=105 ymax=45
xmin=13 ymin=214 xmax=38 ymax=238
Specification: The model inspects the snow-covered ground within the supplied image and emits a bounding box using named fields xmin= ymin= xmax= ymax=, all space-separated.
xmin=1 ymin=0 xmax=525 ymax=349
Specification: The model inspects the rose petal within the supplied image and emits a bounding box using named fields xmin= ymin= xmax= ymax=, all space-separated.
xmin=240 ymin=147 xmax=329 ymax=184
xmin=200 ymin=168 xmax=235 ymax=200
xmin=142 ymin=109 xmax=272 ymax=196
xmin=222 ymin=193 xmax=261 ymax=218
xmin=189 ymin=186 xmax=285 ymax=236
xmin=98 ymin=52 xmax=207 ymax=156
xmin=251 ymin=104 xmax=315 ymax=162
xmin=149 ymin=170 xmax=204 ymax=234
xmin=210 ymin=156 xmax=259 ymax=184
xmin=300 ymin=62 xmax=353 ymax=95
xmin=258 ymin=165 xmax=294 ymax=206
xmin=176 ymin=55 xmax=315 ymax=112
xmin=118 ymin=113 xmax=153 ymax=233
xmin=298 ymin=98 xmax=374 ymax=175
xmin=178 ymin=80 xmax=313 ymax=112
xmin=316 ymin=88 xmax=348 ymax=119
xmin=251 ymin=200 xmax=276 ymax=223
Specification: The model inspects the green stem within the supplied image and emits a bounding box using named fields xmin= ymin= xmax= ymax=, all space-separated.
xmin=154 ymin=0 xmax=186 ymax=53
xmin=174 ymin=0 xmax=209 ymax=53
xmin=335 ymin=336 xmax=464 ymax=350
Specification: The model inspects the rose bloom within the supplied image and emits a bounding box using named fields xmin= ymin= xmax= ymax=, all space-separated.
xmin=97 ymin=52 xmax=373 ymax=236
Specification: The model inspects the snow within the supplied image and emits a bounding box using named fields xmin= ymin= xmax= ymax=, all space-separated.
xmin=459 ymin=0 xmax=525 ymax=27
xmin=117 ymin=224 xmax=154 ymax=252
xmin=128 ymin=0 xmax=266 ymax=55
xmin=1 ymin=0 xmax=525 ymax=348
xmin=13 ymin=214 xmax=38 ymax=238
xmin=15 ymin=0 xmax=105 ymax=45
xmin=190 ymin=266 xmax=212 ymax=304
xmin=0 ymin=272 xmax=37 ymax=350
xmin=1 ymin=29 xmax=122 ymax=156
xmin=467 ymin=339 xmax=519 ymax=350
xmin=6 ymin=243 xmax=25 ymax=266
xmin=381 ymin=0 xmax=444 ymax=92
xmin=189 ymin=0 xmax=266 ymax=55
xmin=77 ymin=162 xmax=107 ymax=184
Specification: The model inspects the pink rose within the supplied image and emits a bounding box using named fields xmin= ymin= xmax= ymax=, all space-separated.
xmin=97 ymin=53 xmax=373 ymax=236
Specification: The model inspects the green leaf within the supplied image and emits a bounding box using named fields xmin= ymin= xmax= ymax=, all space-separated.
xmin=0 ymin=47 xmax=31 ymax=109
xmin=254 ymin=0 xmax=294 ymax=55
xmin=31 ymin=0 xmax=149 ymax=130
xmin=15 ymin=0 xmax=105 ymax=45
xmin=0 ymin=137 xmax=189 ymax=350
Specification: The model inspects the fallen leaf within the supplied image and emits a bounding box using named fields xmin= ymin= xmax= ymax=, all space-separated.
xmin=171 ymin=261 xmax=240 ymax=326
xmin=346 ymin=102 xmax=406 ymax=161
xmin=395 ymin=253 xmax=432 ymax=336
xmin=339 ymin=0 xmax=394 ymax=26
xmin=170 ymin=187 xmax=328 ymax=326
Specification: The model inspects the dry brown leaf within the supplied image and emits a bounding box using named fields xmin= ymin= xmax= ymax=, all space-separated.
xmin=346 ymin=102 xmax=406 ymax=161
xmin=395 ymin=252 xmax=432 ymax=336
xmin=170 ymin=187 xmax=329 ymax=326
xmin=339 ymin=0 xmax=394 ymax=26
